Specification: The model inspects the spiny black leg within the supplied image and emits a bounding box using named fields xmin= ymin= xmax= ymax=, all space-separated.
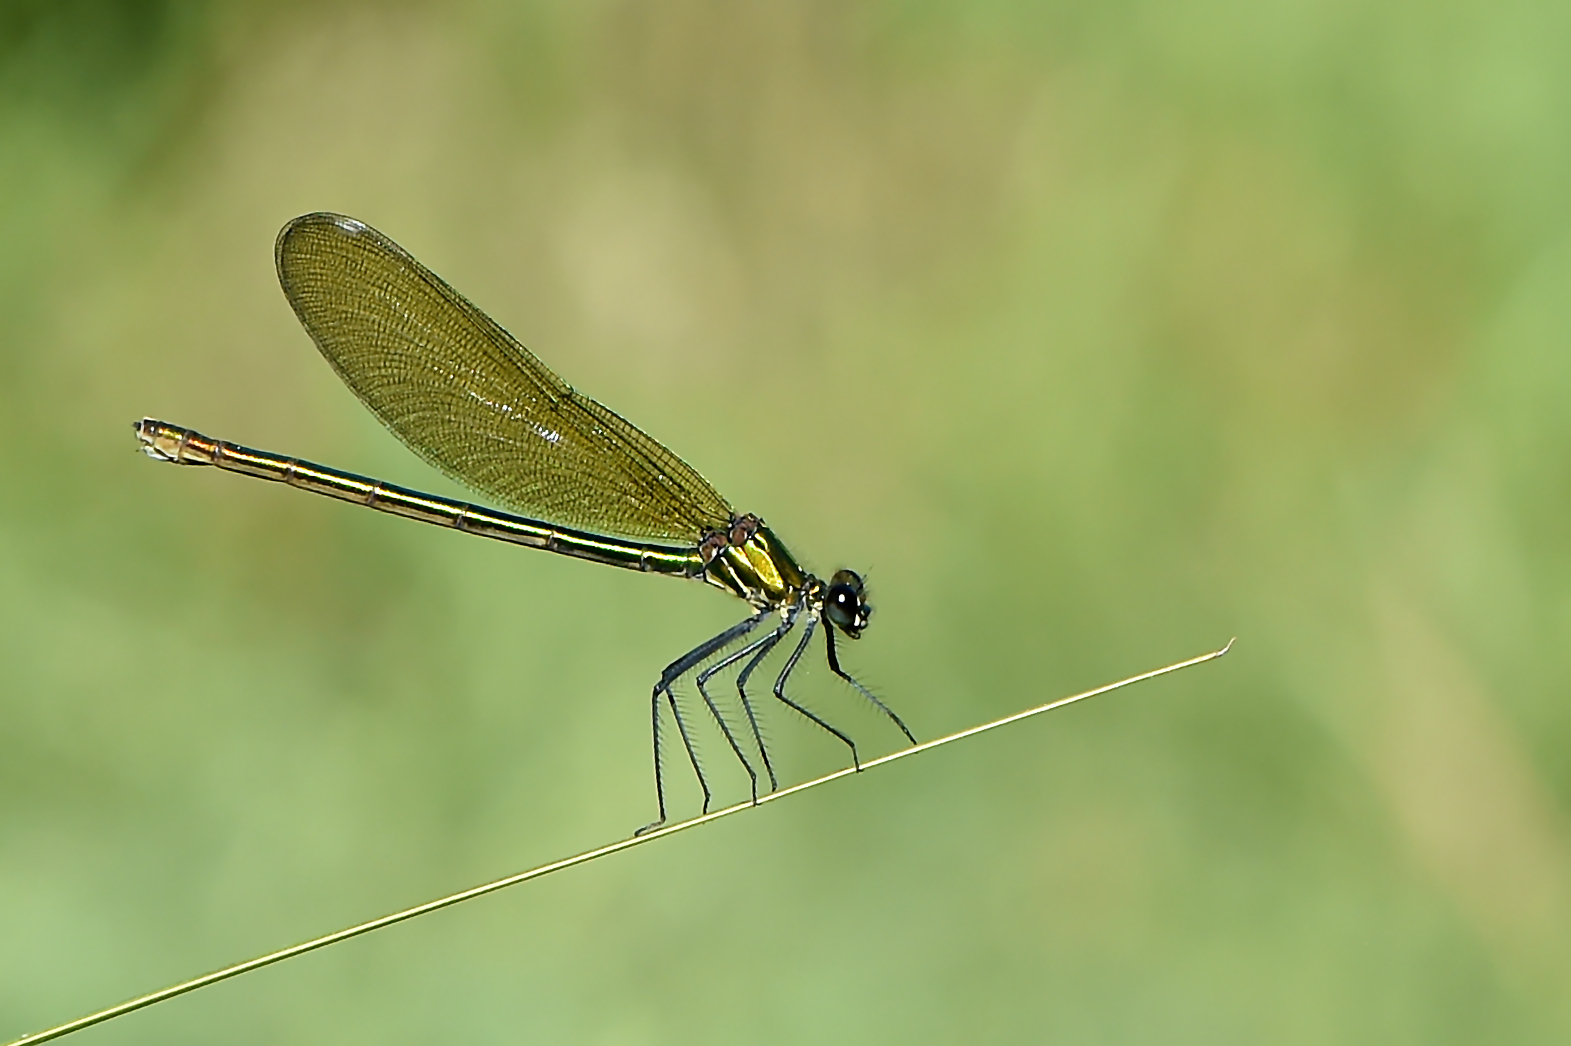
xmin=696 ymin=618 xmax=792 ymax=800
xmin=694 ymin=670 xmax=759 ymax=804
xmin=771 ymin=616 xmax=861 ymax=770
xmin=637 ymin=612 xmax=764 ymax=834
xmin=635 ymin=688 xmax=668 ymax=836
xmin=825 ymin=624 xmax=917 ymax=745
xmin=735 ymin=617 xmax=797 ymax=791
xmin=666 ymin=689 xmax=709 ymax=813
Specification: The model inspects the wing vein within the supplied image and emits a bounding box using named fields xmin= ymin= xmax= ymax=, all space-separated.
xmin=274 ymin=213 xmax=733 ymax=545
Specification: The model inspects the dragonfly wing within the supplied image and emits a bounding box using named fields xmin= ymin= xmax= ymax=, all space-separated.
xmin=275 ymin=213 xmax=733 ymax=545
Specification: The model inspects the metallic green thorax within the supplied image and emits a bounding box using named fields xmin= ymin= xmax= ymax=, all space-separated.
xmin=698 ymin=514 xmax=811 ymax=609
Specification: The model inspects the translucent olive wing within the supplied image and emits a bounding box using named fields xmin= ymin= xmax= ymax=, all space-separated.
xmin=275 ymin=213 xmax=733 ymax=545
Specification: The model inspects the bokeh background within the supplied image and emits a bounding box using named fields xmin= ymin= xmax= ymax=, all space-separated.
xmin=3 ymin=1 xmax=1569 ymax=1042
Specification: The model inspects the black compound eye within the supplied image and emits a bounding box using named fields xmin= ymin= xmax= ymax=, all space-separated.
xmin=824 ymin=575 xmax=871 ymax=636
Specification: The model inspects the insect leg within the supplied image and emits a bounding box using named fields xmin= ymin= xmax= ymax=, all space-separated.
xmin=730 ymin=613 xmax=799 ymax=791
xmin=770 ymin=615 xmax=861 ymax=770
xmin=637 ymin=611 xmax=764 ymax=835
xmin=696 ymin=617 xmax=793 ymax=800
xmin=825 ymin=625 xmax=917 ymax=745
xmin=665 ymin=689 xmax=708 ymax=814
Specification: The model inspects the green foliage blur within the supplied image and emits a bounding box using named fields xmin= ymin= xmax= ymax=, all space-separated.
xmin=3 ymin=1 xmax=1569 ymax=1042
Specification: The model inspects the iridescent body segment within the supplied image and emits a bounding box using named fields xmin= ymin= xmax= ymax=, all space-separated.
xmin=135 ymin=420 xmax=704 ymax=577
xmin=136 ymin=212 xmax=914 ymax=832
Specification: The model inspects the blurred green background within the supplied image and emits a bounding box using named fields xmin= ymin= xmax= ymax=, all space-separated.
xmin=3 ymin=0 xmax=1570 ymax=1042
